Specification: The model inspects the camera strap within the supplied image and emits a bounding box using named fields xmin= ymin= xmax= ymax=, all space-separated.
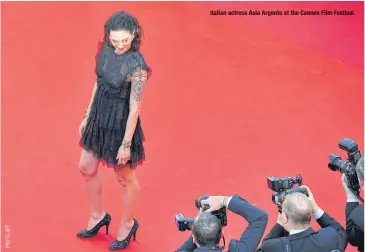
xmin=279 ymin=237 xmax=292 ymax=252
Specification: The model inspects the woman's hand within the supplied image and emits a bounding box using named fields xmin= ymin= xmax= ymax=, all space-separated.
xmin=117 ymin=140 xmax=131 ymax=165
xmin=79 ymin=117 xmax=88 ymax=136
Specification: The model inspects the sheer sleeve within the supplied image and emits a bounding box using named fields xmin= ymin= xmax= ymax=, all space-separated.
xmin=127 ymin=52 xmax=151 ymax=104
xmin=127 ymin=51 xmax=152 ymax=81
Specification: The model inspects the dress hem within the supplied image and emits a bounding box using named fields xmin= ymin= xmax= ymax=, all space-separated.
xmin=79 ymin=143 xmax=145 ymax=170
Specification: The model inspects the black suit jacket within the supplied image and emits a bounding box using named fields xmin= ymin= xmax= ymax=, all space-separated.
xmin=176 ymin=195 xmax=269 ymax=252
xmin=346 ymin=202 xmax=364 ymax=252
xmin=258 ymin=211 xmax=347 ymax=252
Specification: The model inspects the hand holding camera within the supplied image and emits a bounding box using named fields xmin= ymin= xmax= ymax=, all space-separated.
xmin=267 ymin=174 xmax=308 ymax=211
xmin=175 ymin=194 xmax=228 ymax=232
xmin=301 ymin=185 xmax=320 ymax=213
xmin=328 ymin=138 xmax=363 ymax=202
xmin=341 ymin=174 xmax=354 ymax=193
xmin=200 ymin=196 xmax=229 ymax=212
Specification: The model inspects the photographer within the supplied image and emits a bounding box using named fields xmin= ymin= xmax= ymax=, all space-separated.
xmin=342 ymin=156 xmax=364 ymax=252
xmin=175 ymin=195 xmax=268 ymax=252
xmin=258 ymin=186 xmax=347 ymax=252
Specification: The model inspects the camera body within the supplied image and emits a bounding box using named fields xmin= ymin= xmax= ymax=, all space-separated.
xmin=328 ymin=138 xmax=362 ymax=196
xmin=175 ymin=195 xmax=228 ymax=232
xmin=267 ymin=174 xmax=308 ymax=208
xmin=175 ymin=214 xmax=195 ymax=232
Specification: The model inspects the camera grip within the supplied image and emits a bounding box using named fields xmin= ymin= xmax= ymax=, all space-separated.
xmin=195 ymin=195 xmax=228 ymax=227
xmin=195 ymin=195 xmax=209 ymax=210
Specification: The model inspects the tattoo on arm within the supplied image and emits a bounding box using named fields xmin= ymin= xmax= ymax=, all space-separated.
xmin=122 ymin=140 xmax=131 ymax=149
xmin=122 ymin=67 xmax=147 ymax=147
xmin=131 ymin=68 xmax=147 ymax=102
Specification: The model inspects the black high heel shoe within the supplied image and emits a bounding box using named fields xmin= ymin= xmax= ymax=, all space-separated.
xmin=109 ymin=219 xmax=139 ymax=250
xmin=77 ymin=213 xmax=112 ymax=238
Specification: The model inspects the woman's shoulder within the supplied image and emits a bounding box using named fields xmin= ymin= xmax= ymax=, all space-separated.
xmin=128 ymin=51 xmax=150 ymax=70
xmin=127 ymin=50 xmax=152 ymax=77
xmin=129 ymin=51 xmax=148 ymax=65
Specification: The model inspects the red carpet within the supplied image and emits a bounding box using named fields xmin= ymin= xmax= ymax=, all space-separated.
xmin=2 ymin=2 xmax=363 ymax=252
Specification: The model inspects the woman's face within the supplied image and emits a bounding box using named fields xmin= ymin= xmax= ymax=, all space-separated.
xmin=109 ymin=29 xmax=134 ymax=55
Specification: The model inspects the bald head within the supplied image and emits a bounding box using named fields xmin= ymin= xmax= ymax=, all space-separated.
xmin=282 ymin=192 xmax=312 ymax=225
xmin=191 ymin=212 xmax=222 ymax=247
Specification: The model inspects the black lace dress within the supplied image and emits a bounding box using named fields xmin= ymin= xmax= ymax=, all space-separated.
xmin=80 ymin=44 xmax=151 ymax=169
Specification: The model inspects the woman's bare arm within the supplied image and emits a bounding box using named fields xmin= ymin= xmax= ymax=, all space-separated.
xmin=85 ymin=81 xmax=98 ymax=117
xmin=121 ymin=68 xmax=148 ymax=148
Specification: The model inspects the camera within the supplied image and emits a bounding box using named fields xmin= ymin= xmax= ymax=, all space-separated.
xmin=175 ymin=195 xmax=228 ymax=232
xmin=328 ymin=138 xmax=363 ymax=202
xmin=328 ymin=138 xmax=361 ymax=168
xmin=267 ymin=174 xmax=308 ymax=208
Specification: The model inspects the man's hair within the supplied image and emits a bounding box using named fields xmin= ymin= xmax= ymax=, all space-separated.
xmin=356 ymin=155 xmax=364 ymax=183
xmin=191 ymin=212 xmax=222 ymax=247
xmin=282 ymin=193 xmax=312 ymax=225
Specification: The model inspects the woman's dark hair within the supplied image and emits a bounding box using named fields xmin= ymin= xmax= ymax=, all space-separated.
xmin=103 ymin=10 xmax=143 ymax=51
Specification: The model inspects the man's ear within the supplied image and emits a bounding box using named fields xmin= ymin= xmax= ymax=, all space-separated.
xmin=192 ymin=234 xmax=196 ymax=244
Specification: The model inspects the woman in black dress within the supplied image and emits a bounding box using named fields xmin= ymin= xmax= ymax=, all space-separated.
xmin=76 ymin=11 xmax=151 ymax=250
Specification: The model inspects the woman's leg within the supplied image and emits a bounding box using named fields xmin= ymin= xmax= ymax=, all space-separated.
xmin=115 ymin=165 xmax=141 ymax=240
xmin=79 ymin=149 xmax=105 ymax=229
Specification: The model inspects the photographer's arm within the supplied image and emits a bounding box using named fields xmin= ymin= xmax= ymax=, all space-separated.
xmin=343 ymin=173 xmax=360 ymax=222
xmin=300 ymin=185 xmax=347 ymax=251
xmin=255 ymin=212 xmax=289 ymax=252
xmin=343 ymin=173 xmax=364 ymax=248
xmin=227 ymin=195 xmax=269 ymax=252
xmin=314 ymin=205 xmax=344 ymax=232
xmin=261 ymin=219 xmax=289 ymax=243
xmin=300 ymin=185 xmax=344 ymax=232
xmin=345 ymin=202 xmax=364 ymax=248
xmin=313 ymin=205 xmax=347 ymax=251
xmin=346 ymin=202 xmax=359 ymax=218
xmin=345 ymin=199 xmax=359 ymax=233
